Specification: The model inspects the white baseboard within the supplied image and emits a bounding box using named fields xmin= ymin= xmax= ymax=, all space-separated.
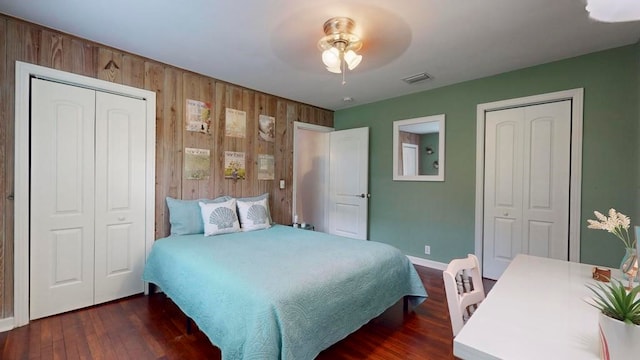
xmin=407 ymin=255 xmax=448 ymax=271
xmin=0 ymin=317 xmax=14 ymax=332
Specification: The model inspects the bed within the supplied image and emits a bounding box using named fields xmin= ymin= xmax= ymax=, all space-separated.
xmin=143 ymin=225 xmax=427 ymax=360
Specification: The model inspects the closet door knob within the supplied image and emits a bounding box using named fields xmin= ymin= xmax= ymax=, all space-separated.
xmin=118 ymin=216 xmax=125 ymax=221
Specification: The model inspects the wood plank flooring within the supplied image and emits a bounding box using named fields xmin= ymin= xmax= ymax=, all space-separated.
xmin=0 ymin=266 xmax=494 ymax=359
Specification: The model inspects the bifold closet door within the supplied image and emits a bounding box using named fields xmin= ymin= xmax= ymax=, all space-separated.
xmin=482 ymin=101 xmax=571 ymax=280
xmin=93 ymin=91 xmax=146 ymax=304
xmin=30 ymin=79 xmax=96 ymax=320
xmin=30 ymin=79 xmax=146 ymax=319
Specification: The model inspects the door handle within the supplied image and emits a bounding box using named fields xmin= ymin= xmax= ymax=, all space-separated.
xmin=353 ymin=193 xmax=371 ymax=198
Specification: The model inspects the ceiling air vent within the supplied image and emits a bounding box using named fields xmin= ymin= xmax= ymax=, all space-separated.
xmin=402 ymin=72 xmax=432 ymax=85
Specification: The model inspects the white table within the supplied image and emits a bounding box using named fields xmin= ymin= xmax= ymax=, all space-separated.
xmin=454 ymin=254 xmax=610 ymax=360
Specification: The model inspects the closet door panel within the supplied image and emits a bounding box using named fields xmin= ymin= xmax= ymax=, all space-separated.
xmin=30 ymin=79 xmax=96 ymax=320
xmin=94 ymin=91 xmax=146 ymax=304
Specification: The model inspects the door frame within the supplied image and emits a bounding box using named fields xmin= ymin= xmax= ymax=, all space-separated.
xmin=14 ymin=61 xmax=156 ymax=327
xmin=474 ymin=88 xmax=583 ymax=270
xmin=292 ymin=121 xmax=334 ymax=229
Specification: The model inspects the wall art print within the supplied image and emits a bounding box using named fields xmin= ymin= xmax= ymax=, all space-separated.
xmin=185 ymin=99 xmax=212 ymax=134
xmin=257 ymin=154 xmax=275 ymax=180
xmin=225 ymin=108 xmax=246 ymax=138
xmin=224 ymin=151 xmax=246 ymax=180
xmin=258 ymin=115 xmax=275 ymax=142
xmin=184 ymin=147 xmax=211 ymax=180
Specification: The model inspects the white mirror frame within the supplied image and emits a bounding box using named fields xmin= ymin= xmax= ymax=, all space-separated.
xmin=392 ymin=114 xmax=445 ymax=181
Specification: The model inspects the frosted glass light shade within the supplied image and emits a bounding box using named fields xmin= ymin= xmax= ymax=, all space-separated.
xmin=344 ymin=50 xmax=362 ymax=70
xmin=586 ymin=0 xmax=640 ymax=22
xmin=322 ymin=48 xmax=341 ymax=68
xmin=326 ymin=65 xmax=342 ymax=74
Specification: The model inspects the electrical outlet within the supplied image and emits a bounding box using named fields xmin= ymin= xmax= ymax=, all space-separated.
xmin=424 ymin=245 xmax=431 ymax=255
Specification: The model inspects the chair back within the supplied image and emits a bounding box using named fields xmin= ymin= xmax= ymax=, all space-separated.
xmin=443 ymin=254 xmax=485 ymax=336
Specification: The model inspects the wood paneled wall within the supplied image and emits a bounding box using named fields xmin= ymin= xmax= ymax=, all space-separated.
xmin=0 ymin=15 xmax=333 ymax=319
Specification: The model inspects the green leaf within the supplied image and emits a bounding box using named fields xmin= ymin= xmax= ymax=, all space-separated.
xmin=586 ymin=280 xmax=640 ymax=326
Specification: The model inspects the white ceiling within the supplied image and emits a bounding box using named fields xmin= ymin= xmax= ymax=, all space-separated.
xmin=1 ymin=0 xmax=639 ymax=111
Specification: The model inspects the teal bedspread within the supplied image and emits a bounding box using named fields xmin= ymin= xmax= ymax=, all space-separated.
xmin=143 ymin=225 xmax=427 ymax=360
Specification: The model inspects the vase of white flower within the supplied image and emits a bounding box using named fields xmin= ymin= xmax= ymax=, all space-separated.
xmin=587 ymin=209 xmax=638 ymax=282
xmin=620 ymin=247 xmax=638 ymax=282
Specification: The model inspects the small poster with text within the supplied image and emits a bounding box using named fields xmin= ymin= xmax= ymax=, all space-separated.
xmin=184 ymin=147 xmax=211 ymax=180
xmin=224 ymin=151 xmax=246 ymax=180
xmin=225 ymin=108 xmax=246 ymax=138
xmin=185 ymin=99 xmax=212 ymax=134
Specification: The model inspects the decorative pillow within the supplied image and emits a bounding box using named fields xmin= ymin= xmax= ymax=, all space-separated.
xmin=166 ymin=196 xmax=232 ymax=235
xmin=236 ymin=193 xmax=273 ymax=224
xmin=199 ymin=198 xmax=240 ymax=236
xmin=237 ymin=196 xmax=272 ymax=232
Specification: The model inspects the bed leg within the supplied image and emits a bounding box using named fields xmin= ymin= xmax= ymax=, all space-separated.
xmin=186 ymin=318 xmax=193 ymax=334
xmin=403 ymin=296 xmax=409 ymax=313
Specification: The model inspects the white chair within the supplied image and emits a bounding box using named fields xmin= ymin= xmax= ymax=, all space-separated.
xmin=443 ymin=254 xmax=486 ymax=337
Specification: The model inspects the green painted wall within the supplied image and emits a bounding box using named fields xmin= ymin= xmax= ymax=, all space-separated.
xmin=335 ymin=44 xmax=639 ymax=268
xmin=419 ymin=133 xmax=439 ymax=176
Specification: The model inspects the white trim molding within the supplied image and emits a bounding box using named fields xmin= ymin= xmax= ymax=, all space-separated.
xmin=474 ymin=88 xmax=584 ymax=271
xmin=14 ymin=61 xmax=156 ymax=327
xmin=407 ymin=255 xmax=448 ymax=271
xmin=0 ymin=317 xmax=14 ymax=332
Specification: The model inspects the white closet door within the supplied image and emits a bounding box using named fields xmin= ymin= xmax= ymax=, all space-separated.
xmin=483 ymin=107 xmax=525 ymax=279
xmin=30 ymin=79 xmax=96 ymax=320
xmin=522 ymin=102 xmax=571 ymax=260
xmin=483 ymin=101 xmax=571 ymax=279
xmin=94 ymin=91 xmax=146 ymax=304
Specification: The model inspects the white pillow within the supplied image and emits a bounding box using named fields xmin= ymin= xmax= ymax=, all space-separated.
xmin=237 ymin=197 xmax=272 ymax=232
xmin=199 ymin=199 xmax=240 ymax=236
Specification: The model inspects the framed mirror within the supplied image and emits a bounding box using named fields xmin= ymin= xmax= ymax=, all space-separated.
xmin=393 ymin=114 xmax=445 ymax=181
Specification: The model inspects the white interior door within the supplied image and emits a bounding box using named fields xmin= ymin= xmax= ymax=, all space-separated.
xmin=328 ymin=127 xmax=369 ymax=239
xmin=30 ymin=79 xmax=96 ymax=320
xmin=483 ymin=101 xmax=571 ymax=279
xmin=402 ymin=143 xmax=419 ymax=176
xmin=94 ymin=92 xmax=146 ymax=304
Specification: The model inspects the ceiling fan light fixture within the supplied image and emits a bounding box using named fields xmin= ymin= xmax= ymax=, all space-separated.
xmin=344 ymin=50 xmax=362 ymax=70
xmin=322 ymin=47 xmax=341 ymax=68
xmin=317 ymin=17 xmax=363 ymax=84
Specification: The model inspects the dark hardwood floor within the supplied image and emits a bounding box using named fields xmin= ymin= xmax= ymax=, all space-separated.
xmin=0 ymin=266 xmax=495 ymax=359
